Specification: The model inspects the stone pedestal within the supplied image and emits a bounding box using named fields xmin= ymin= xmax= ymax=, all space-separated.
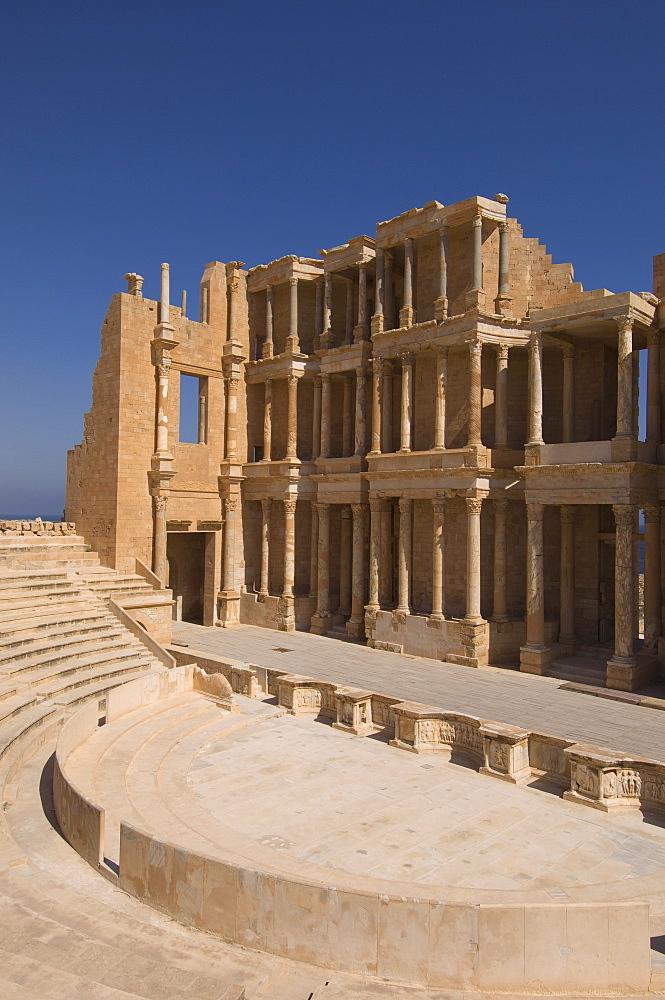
xmin=480 ymin=723 xmax=531 ymax=784
xmin=333 ymin=687 xmax=374 ymax=735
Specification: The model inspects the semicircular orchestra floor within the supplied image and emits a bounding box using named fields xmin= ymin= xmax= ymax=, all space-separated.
xmin=64 ymin=690 xmax=665 ymax=902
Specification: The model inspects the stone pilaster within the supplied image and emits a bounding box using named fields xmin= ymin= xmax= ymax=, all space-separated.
xmin=310 ymin=502 xmax=331 ymax=634
xmin=399 ymin=238 xmax=414 ymax=328
xmin=263 ymin=284 xmax=274 ymax=358
xmin=342 ymin=376 xmax=353 ymax=456
xmin=396 ymin=497 xmax=412 ymax=615
xmin=381 ymin=360 xmax=393 ymax=452
xmin=430 ymin=496 xmax=446 ymax=621
xmin=492 ymin=498 xmax=508 ymax=622
xmin=520 ymin=502 xmax=552 ymax=673
xmin=467 ymin=341 xmax=482 ymax=448
xmin=559 ymin=506 xmax=576 ymax=646
xmin=607 ymin=504 xmax=638 ymax=690
xmin=398 ymin=352 xmax=414 ymax=453
xmin=434 ymin=226 xmax=449 ymax=321
xmin=218 ymin=496 xmax=240 ymax=626
xmin=224 ymin=375 xmax=239 ymax=460
xmin=433 ymin=347 xmax=447 ymax=451
xmin=259 ymin=498 xmax=270 ymax=597
xmin=347 ymin=503 xmax=367 ymax=639
xmin=152 ymin=494 xmax=169 ymax=585
xmin=494 ymin=344 xmax=509 ymax=448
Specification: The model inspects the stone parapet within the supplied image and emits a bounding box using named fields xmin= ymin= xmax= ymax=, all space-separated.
xmin=0 ymin=519 xmax=77 ymax=535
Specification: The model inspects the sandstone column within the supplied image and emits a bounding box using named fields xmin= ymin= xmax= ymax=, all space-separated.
xmin=494 ymin=345 xmax=509 ymax=448
xmin=400 ymin=238 xmax=414 ymax=328
xmin=492 ymin=498 xmax=508 ymax=622
xmin=155 ymin=359 xmax=171 ymax=456
xmin=467 ymin=341 xmax=483 ymax=447
xmin=367 ymin=498 xmax=382 ymax=610
xmin=320 ymin=373 xmax=331 ymax=459
xmin=434 ymin=226 xmax=449 ymax=319
xmin=286 ymin=374 xmax=298 ymax=460
xmin=494 ymin=221 xmax=512 ymax=315
xmin=152 ymin=495 xmax=168 ymax=584
xmin=311 ymin=502 xmax=331 ymax=633
xmin=431 ymin=496 xmax=446 ymax=620
xmin=222 ymin=497 xmax=237 ymax=593
xmin=399 ymin=352 xmax=414 ymax=453
xmin=354 ymin=366 xmax=366 ymax=456
xmin=312 ymin=375 xmax=321 ymax=460
xmin=464 ymin=495 xmax=483 ymax=623
xmin=372 ymin=249 xmax=384 ymax=334
xmin=433 ymin=346 xmax=448 ymax=451
xmin=381 ymin=360 xmax=393 ymax=452
xmin=644 ymin=504 xmax=661 ymax=650
xmin=607 ymin=504 xmax=637 ymax=685
xmin=309 ymin=501 xmax=318 ymax=601
xmin=472 ymin=215 xmax=483 ymax=291
xmin=384 ymin=251 xmax=393 ymax=330
xmin=315 ymin=277 xmax=323 ymax=343
xmin=282 ymin=498 xmax=296 ymax=598
xmin=380 ymin=499 xmax=393 ymax=607
xmin=342 ymin=376 xmax=353 ymax=456
xmin=562 ymin=344 xmax=575 ymax=443
xmin=524 ymin=503 xmax=546 ymax=648
xmin=348 ymin=504 xmax=367 ymax=638
xmin=286 ymin=277 xmax=300 ymax=353
xmin=322 ymin=273 xmax=333 ymax=348
xmin=396 ymin=498 xmax=412 ymax=614
xmin=528 ymin=332 xmax=544 ymax=446
xmin=647 ymin=330 xmax=661 ymax=445
xmin=263 ymin=284 xmax=274 ymax=358
xmin=160 ymin=261 xmax=170 ymax=324
xmin=355 ymin=262 xmax=369 ymax=342
xmin=345 ymin=279 xmax=354 ymax=345
xmin=338 ymin=506 xmax=352 ymax=616
xmin=262 ymin=379 xmax=272 ymax=461
xmin=224 ymin=375 xmax=239 ymax=459
xmin=259 ymin=498 xmax=270 ymax=596
xmin=369 ymin=357 xmax=382 ymax=455
xmin=615 ymin=317 xmax=634 ymax=439
xmin=559 ymin=506 xmax=576 ymax=644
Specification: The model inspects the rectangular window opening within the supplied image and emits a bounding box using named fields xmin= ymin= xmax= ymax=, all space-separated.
xmin=179 ymin=373 xmax=208 ymax=443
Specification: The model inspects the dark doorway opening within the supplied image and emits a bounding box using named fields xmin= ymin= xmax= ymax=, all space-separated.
xmin=167 ymin=532 xmax=206 ymax=624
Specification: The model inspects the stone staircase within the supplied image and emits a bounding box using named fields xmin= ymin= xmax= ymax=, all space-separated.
xmin=546 ymin=647 xmax=610 ymax=685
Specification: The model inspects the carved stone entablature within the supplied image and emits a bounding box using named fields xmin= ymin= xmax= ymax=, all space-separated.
xmin=166 ymin=519 xmax=191 ymax=531
xmin=197 ymin=520 xmax=223 ymax=532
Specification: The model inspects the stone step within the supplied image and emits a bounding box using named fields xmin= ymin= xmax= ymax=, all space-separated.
xmin=0 ymin=628 xmax=139 ymax=671
xmin=326 ymin=625 xmax=363 ymax=643
xmin=37 ymin=659 xmax=158 ymax=704
xmin=0 ymin=589 xmax=92 ymax=614
xmin=0 ymin=580 xmax=85 ymax=599
xmin=0 ymin=616 xmax=119 ymax=653
xmin=2 ymin=643 xmax=154 ymax=684
xmin=0 ymin=599 xmax=95 ymax=627
xmin=0 ymin=608 xmax=112 ymax=637
xmin=0 ymin=569 xmax=68 ymax=585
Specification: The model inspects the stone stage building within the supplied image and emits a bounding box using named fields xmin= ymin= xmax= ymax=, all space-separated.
xmin=66 ymin=194 xmax=665 ymax=692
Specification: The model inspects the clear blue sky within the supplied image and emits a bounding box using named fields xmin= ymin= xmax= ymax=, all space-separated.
xmin=1 ymin=1 xmax=664 ymax=516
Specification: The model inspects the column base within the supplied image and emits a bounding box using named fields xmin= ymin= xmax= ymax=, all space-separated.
xmin=606 ymin=655 xmax=640 ymax=692
xmin=370 ymin=313 xmax=384 ymax=336
xmin=398 ymin=305 xmax=414 ymax=328
xmin=216 ymin=591 xmax=240 ymax=627
xmin=519 ymin=644 xmax=554 ymax=675
xmin=262 ymin=343 xmax=274 ymax=359
xmin=465 ymin=289 xmax=486 ymax=311
xmin=434 ymin=296 xmax=448 ymax=322
xmin=610 ymin=437 xmax=639 ymax=462
xmin=364 ymin=605 xmax=379 ymax=645
xmin=494 ymin=294 xmax=513 ymax=317
xmin=458 ymin=620 xmax=488 ymax=667
xmin=346 ymin=617 xmax=366 ymax=640
xmin=310 ymin=612 xmax=331 ymax=635
xmin=353 ymin=324 xmax=369 ymax=343
xmin=285 ymin=336 xmax=301 ymax=354
xmin=275 ymin=595 xmax=295 ymax=632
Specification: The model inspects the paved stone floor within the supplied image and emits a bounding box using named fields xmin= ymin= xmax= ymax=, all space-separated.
xmin=189 ymin=707 xmax=665 ymax=894
xmin=173 ymin=622 xmax=665 ymax=762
